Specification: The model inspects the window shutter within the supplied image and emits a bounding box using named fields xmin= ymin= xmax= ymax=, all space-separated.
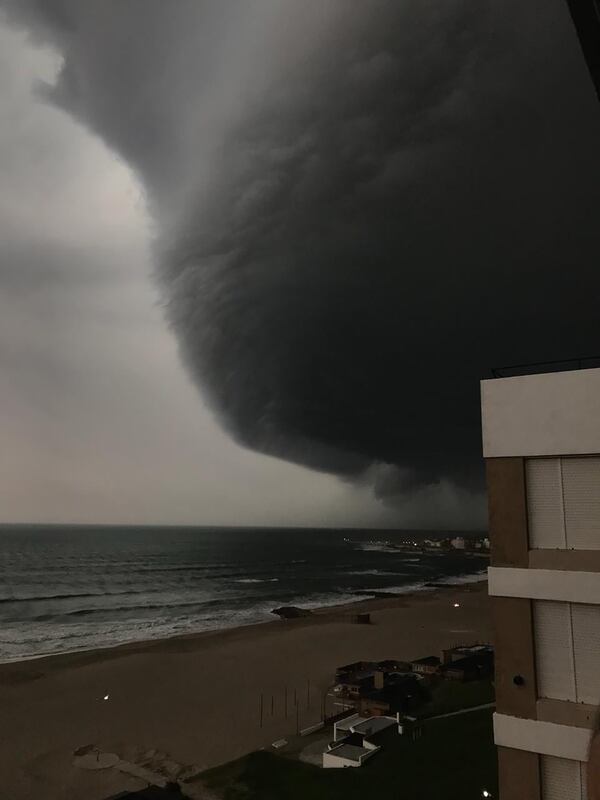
xmin=526 ymin=459 xmax=565 ymax=548
xmin=534 ymin=601 xmax=576 ymax=702
xmin=541 ymin=756 xmax=585 ymax=800
xmin=572 ymin=603 xmax=600 ymax=705
xmin=562 ymin=457 xmax=600 ymax=549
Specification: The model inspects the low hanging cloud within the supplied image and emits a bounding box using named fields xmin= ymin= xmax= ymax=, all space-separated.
xmin=3 ymin=0 xmax=600 ymax=512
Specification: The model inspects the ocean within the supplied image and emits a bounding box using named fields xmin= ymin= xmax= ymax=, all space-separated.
xmin=0 ymin=525 xmax=488 ymax=663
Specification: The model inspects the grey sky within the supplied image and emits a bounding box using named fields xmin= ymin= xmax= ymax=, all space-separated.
xmin=1 ymin=1 xmax=598 ymax=528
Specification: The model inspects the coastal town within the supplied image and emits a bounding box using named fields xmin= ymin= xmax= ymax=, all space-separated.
xmin=323 ymin=643 xmax=494 ymax=768
xmin=346 ymin=534 xmax=491 ymax=554
xmin=71 ymin=638 xmax=495 ymax=798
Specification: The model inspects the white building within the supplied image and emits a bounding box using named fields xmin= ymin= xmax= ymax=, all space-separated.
xmin=450 ymin=536 xmax=466 ymax=550
xmin=323 ymin=715 xmax=399 ymax=769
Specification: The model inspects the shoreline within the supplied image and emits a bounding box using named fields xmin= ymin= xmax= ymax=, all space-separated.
xmin=0 ymin=580 xmax=491 ymax=800
xmin=0 ymin=569 xmax=488 ymax=668
xmin=0 ymin=580 xmax=488 ymax=675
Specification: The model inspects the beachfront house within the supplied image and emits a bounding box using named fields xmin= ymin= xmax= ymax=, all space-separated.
xmin=323 ymin=715 xmax=399 ymax=768
xmin=440 ymin=644 xmax=494 ymax=681
xmin=442 ymin=652 xmax=494 ymax=682
xmin=330 ymin=661 xmax=421 ymax=715
xmin=335 ymin=660 xmax=408 ymax=684
xmin=357 ymin=672 xmax=423 ymax=717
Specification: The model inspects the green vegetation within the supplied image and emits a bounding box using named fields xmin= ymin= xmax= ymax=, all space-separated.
xmin=200 ymin=708 xmax=498 ymax=800
xmin=416 ymin=678 xmax=495 ymax=719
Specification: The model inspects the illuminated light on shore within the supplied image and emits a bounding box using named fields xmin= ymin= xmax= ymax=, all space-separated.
xmin=103 ymin=694 xmax=110 ymax=701
xmin=453 ymin=603 xmax=460 ymax=608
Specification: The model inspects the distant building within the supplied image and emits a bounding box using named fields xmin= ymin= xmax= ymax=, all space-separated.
xmin=441 ymin=644 xmax=494 ymax=665
xmin=450 ymin=536 xmax=466 ymax=550
xmin=410 ymin=656 xmax=441 ymax=675
xmin=330 ymin=661 xmax=419 ymax=714
xmin=334 ymin=660 xmax=409 ymax=686
xmin=441 ymin=650 xmax=494 ymax=682
xmin=358 ymin=673 xmax=423 ymax=716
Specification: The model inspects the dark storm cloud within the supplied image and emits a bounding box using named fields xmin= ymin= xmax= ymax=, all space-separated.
xmin=4 ymin=0 xmax=600 ymax=502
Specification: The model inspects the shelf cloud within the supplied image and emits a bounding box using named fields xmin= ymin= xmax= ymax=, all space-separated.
xmin=3 ymin=0 xmax=600 ymax=512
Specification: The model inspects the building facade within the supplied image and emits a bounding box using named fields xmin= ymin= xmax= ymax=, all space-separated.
xmin=481 ymin=366 xmax=600 ymax=799
xmin=564 ymin=0 xmax=600 ymax=101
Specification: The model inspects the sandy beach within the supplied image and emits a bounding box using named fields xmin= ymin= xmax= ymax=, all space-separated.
xmin=0 ymin=581 xmax=491 ymax=799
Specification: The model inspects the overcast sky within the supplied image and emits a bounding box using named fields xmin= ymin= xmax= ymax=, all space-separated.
xmin=1 ymin=1 xmax=598 ymax=529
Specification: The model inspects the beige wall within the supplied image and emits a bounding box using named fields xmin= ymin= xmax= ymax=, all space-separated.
xmin=481 ymin=367 xmax=600 ymax=458
xmin=487 ymin=458 xmax=529 ymax=568
xmin=491 ymin=597 xmax=537 ymax=719
xmin=497 ymin=747 xmax=541 ymax=800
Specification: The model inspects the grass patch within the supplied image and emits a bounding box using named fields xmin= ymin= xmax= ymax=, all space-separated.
xmin=201 ymin=708 xmax=497 ymax=800
xmin=416 ymin=678 xmax=495 ymax=719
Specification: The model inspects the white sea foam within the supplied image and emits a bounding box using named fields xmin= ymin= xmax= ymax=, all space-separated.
xmin=359 ymin=582 xmax=434 ymax=596
xmin=346 ymin=569 xmax=409 ymax=576
xmin=353 ymin=542 xmax=400 ymax=554
xmin=234 ymin=578 xmax=280 ymax=584
xmin=286 ymin=592 xmax=370 ymax=611
xmin=350 ymin=570 xmax=487 ymax=597
xmin=430 ymin=570 xmax=488 ymax=586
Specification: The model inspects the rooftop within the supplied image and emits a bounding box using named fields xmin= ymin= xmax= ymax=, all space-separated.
xmin=352 ymin=670 xmax=377 ymax=681
xmin=352 ymin=717 xmax=396 ymax=737
xmin=335 ymin=713 xmax=362 ymax=733
xmin=491 ymin=355 xmax=600 ymax=379
xmin=328 ymin=743 xmax=371 ymax=763
xmin=411 ymin=656 xmax=441 ymax=667
xmin=336 ymin=659 xmax=403 ymax=676
xmin=444 ymin=653 xmax=493 ymax=669
xmin=454 ymin=645 xmax=493 ymax=655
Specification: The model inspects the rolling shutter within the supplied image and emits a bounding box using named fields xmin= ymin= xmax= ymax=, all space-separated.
xmin=534 ymin=601 xmax=600 ymax=704
xmin=541 ymin=756 xmax=586 ymax=800
xmin=526 ymin=456 xmax=600 ymax=549
xmin=534 ymin=601 xmax=576 ymax=701
xmin=562 ymin=457 xmax=600 ymax=549
xmin=571 ymin=603 xmax=600 ymax=705
xmin=526 ymin=459 xmax=565 ymax=548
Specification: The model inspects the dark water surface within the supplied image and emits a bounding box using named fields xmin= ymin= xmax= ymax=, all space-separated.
xmin=0 ymin=525 xmax=487 ymax=662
